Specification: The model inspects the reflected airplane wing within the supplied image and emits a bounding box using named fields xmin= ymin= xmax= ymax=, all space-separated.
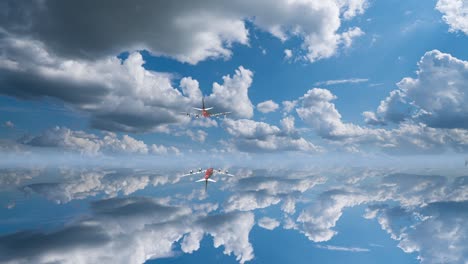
xmin=215 ymin=170 xmax=235 ymax=177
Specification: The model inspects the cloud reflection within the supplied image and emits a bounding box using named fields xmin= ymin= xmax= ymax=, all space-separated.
xmin=0 ymin=166 xmax=466 ymax=263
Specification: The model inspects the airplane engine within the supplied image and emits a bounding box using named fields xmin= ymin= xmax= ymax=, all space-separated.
xmin=189 ymin=170 xmax=193 ymax=174
xmin=198 ymin=168 xmax=202 ymax=172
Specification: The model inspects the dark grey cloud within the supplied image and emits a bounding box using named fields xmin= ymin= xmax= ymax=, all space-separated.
xmin=0 ymin=67 xmax=109 ymax=104
xmin=0 ymin=195 xmax=255 ymax=264
xmin=0 ymin=36 xmax=254 ymax=132
xmin=0 ymin=225 xmax=110 ymax=263
xmin=91 ymin=196 xmax=182 ymax=219
xmin=0 ymin=0 xmax=367 ymax=64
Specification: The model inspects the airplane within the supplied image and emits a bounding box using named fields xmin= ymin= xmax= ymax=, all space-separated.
xmin=181 ymin=167 xmax=234 ymax=183
xmin=182 ymin=97 xmax=231 ymax=119
xmin=182 ymin=167 xmax=234 ymax=191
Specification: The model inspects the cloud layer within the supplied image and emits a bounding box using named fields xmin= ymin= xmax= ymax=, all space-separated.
xmin=2 ymin=166 xmax=468 ymax=263
xmin=20 ymin=127 xmax=179 ymax=155
xmin=223 ymin=117 xmax=320 ymax=153
xmin=0 ymin=196 xmax=255 ymax=264
xmin=367 ymin=50 xmax=468 ymax=129
xmin=0 ymin=35 xmax=254 ymax=132
xmin=0 ymin=0 xmax=367 ymax=64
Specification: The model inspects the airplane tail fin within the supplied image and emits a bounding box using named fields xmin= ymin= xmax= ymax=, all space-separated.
xmin=196 ymin=179 xmax=206 ymax=182
xmin=193 ymin=107 xmax=204 ymax=111
xmin=207 ymin=179 xmax=216 ymax=182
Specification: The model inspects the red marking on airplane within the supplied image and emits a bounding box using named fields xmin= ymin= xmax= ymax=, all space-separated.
xmin=205 ymin=168 xmax=214 ymax=180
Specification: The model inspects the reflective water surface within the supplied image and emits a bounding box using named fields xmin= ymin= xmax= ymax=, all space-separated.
xmin=0 ymin=166 xmax=467 ymax=264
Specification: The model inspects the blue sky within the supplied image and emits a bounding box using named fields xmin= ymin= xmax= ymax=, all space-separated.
xmin=0 ymin=1 xmax=468 ymax=263
xmin=1 ymin=0 xmax=468 ymax=161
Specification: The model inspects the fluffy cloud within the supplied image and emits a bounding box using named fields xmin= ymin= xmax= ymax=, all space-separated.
xmin=281 ymin=51 xmax=468 ymax=154
xmin=257 ymin=100 xmax=279 ymax=113
xmin=282 ymin=100 xmax=298 ymax=114
xmin=3 ymin=121 xmax=14 ymax=128
xmin=340 ymin=27 xmax=364 ymax=48
xmin=0 ymin=196 xmax=255 ymax=264
xmin=206 ymin=66 xmax=254 ymax=119
xmin=224 ymin=191 xmax=282 ymax=212
xmin=22 ymin=169 xmax=172 ymax=204
xmin=0 ymin=35 xmax=253 ymax=132
xmin=0 ymin=168 xmax=41 ymax=189
xmin=0 ymin=38 xmax=185 ymax=132
xmin=150 ymin=144 xmax=181 ymax=155
xmin=284 ymin=49 xmax=293 ymax=60
xmin=368 ymin=202 xmax=468 ymax=264
xmin=23 ymin=127 xmax=102 ymax=155
xmin=198 ymin=212 xmax=255 ymax=263
xmin=223 ymin=117 xmax=319 ymax=152
xmin=21 ymin=126 xmax=180 ymax=155
xmin=222 ymin=171 xmax=325 ymax=216
xmin=436 ymin=0 xmax=468 ymax=35
xmin=297 ymin=189 xmax=369 ymax=242
xmin=184 ymin=130 xmax=208 ymax=143
xmin=0 ymin=0 xmax=367 ymax=64
xmin=294 ymin=170 xmax=468 ymax=259
xmin=296 ymin=88 xmax=374 ymax=139
xmin=258 ymin=217 xmax=280 ymax=230
xmin=367 ymin=50 xmax=468 ymax=129
xmin=233 ymin=174 xmax=325 ymax=195
xmin=294 ymin=86 xmax=468 ymax=154
xmin=0 ymin=1 xmax=248 ymax=65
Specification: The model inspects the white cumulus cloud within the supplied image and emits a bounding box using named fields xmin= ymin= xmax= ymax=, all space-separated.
xmin=258 ymin=217 xmax=280 ymax=230
xmin=436 ymin=0 xmax=468 ymax=35
xmin=257 ymin=100 xmax=279 ymax=113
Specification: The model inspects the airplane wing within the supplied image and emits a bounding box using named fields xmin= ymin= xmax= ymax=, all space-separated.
xmin=210 ymin=112 xmax=231 ymax=118
xmin=180 ymin=112 xmax=200 ymax=118
xmin=181 ymin=169 xmax=205 ymax=177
